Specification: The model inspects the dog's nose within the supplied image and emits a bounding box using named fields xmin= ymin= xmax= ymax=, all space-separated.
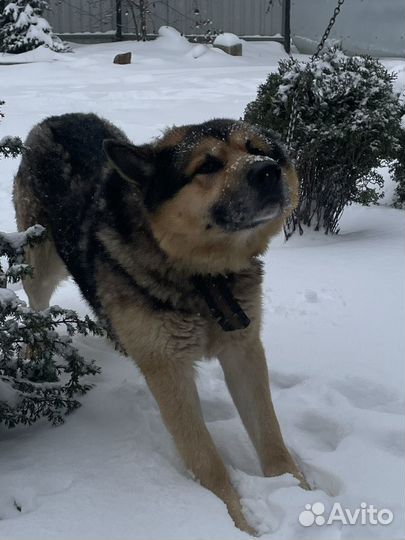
xmin=248 ymin=161 xmax=282 ymax=203
xmin=248 ymin=161 xmax=281 ymax=187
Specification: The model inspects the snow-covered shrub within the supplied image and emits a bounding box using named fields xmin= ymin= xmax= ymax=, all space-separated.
xmin=0 ymin=0 xmax=70 ymax=53
xmin=244 ymin=47 xmax=403 ymax=236
xmin=0 ymin=227 xmax=103 ymax=428
xmin=0 ymin=100 xmax=22 ymax=158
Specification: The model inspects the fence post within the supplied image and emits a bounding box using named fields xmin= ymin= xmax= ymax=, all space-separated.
xmin=283 ymin=0 xmax=291 ymax=54
xmin=116 ymin=0 xmax=123 ymax=40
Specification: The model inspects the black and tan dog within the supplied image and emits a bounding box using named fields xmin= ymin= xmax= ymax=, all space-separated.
xmin=14 ymin=113 xmax=305 ymax=533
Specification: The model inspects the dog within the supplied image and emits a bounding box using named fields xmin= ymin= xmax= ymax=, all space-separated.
xmin=13 ymin=113 xmax=305 ymax=533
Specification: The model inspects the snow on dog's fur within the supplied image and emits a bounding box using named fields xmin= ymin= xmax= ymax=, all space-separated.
xmin=13 ymin=113 xmax=303 ymax=533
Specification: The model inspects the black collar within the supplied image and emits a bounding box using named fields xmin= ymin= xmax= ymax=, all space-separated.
xmin=192 ymin=274 xmax=250 ymax=332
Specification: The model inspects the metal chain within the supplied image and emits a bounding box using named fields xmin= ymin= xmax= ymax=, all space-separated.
xmin=311 ymin=0 xmax=346 ymax=61
xmin=286 ymin=87 xmax=300 ymax=148
xmin=286 ymin=0 xmax=346 ymax=148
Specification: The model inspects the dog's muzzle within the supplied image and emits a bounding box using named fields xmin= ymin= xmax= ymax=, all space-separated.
xmin=212 ymin=159 xmax=289 ymax=232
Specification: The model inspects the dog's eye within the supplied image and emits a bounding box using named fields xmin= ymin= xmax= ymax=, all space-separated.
xmin=246 ymin=140 xmax=268 ymax=157
xmin=195 ymin=156 xmax=223 ymax=175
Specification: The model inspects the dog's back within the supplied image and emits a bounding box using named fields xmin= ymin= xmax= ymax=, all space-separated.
xmin=16 ymin=113 xmax=127 ymax=256
xmin=13 ymin=113 xmax=128 ymax=309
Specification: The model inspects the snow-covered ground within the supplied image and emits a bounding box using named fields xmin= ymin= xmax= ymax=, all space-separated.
xmin=0 ymin=30 xmax=404 ymax=539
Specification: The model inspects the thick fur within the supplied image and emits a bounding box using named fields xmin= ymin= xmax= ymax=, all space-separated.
xmin=13 ymin=113 xmax=304 ymax=533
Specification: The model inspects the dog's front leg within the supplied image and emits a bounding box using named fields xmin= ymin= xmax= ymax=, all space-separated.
xmin=138 ymin=356 xmax=256 ymax=535
xmin=98 ymin=277 xmax=255 ymax=533
xmin=218 ymin=334 xmax=308 ymax=489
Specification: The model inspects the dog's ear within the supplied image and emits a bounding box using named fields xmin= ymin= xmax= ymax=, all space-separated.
xmin=103 ymin=140 xmax=155 ymax=185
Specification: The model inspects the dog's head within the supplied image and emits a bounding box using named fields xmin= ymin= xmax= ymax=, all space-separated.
xmin=104 ymin=119 xmax=298 ymax=274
